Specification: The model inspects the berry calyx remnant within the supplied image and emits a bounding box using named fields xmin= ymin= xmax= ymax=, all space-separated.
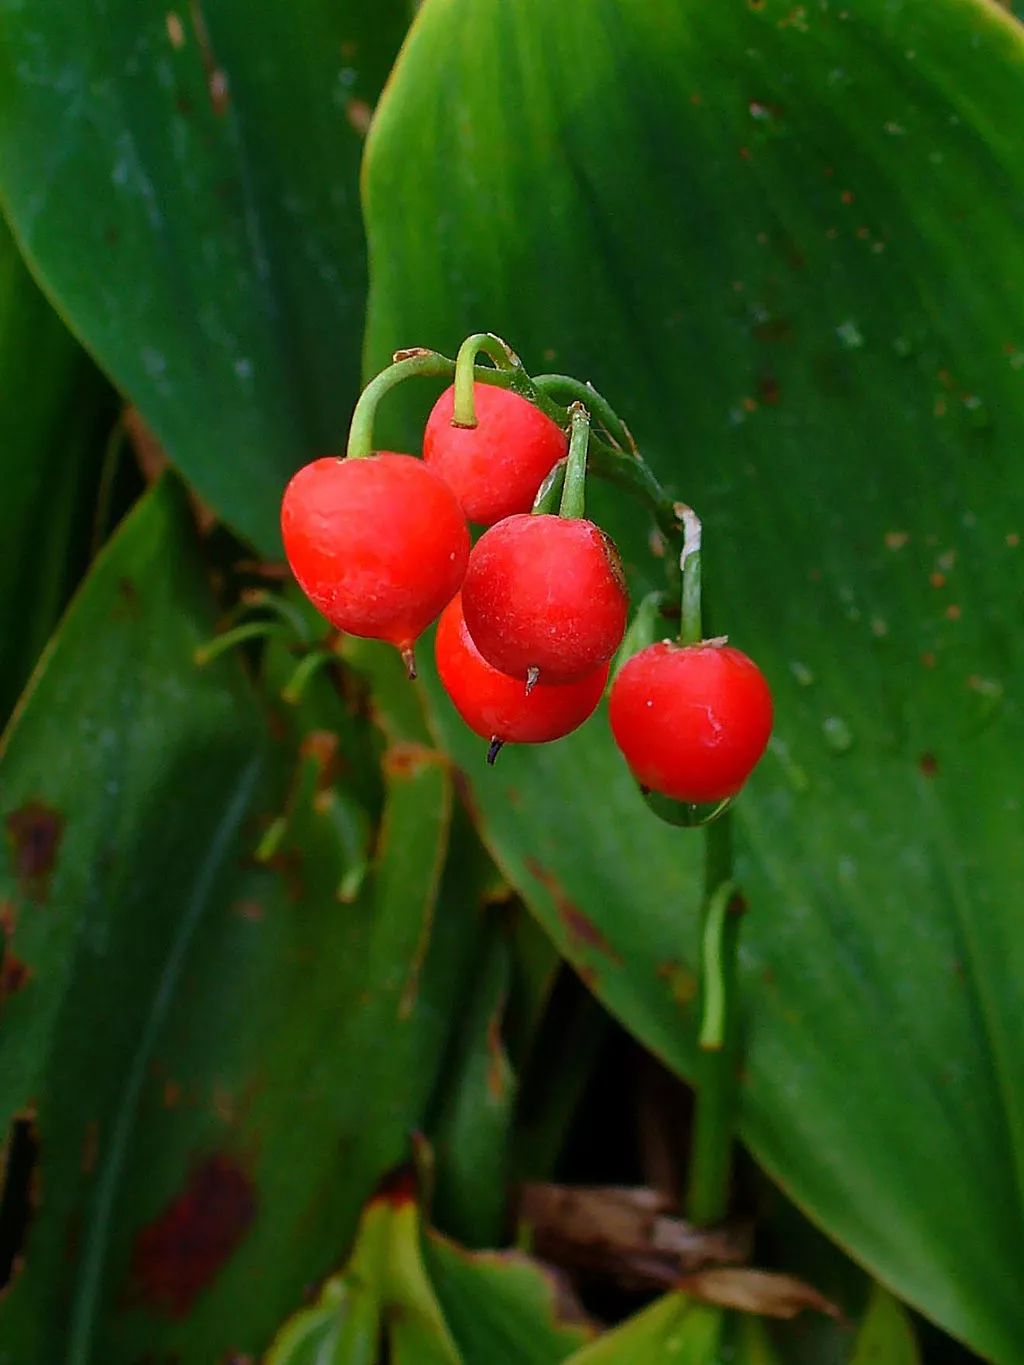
xmin=281 ymin=454 xmax=469 ymax=675
xmin=436 ymin=594 xmax=608 ymax=761
xmin=460 ymin=513 xmax=629 ymax=683
xmin=423 ymin=383 xmax=568 ymax=525
xmin=609 ymin=641 xmax=773 ymax=804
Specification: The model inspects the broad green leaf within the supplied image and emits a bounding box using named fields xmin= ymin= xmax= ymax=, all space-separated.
xmin=565 ymin=1294 xmax=722 ymax=1363
xmin=850 ymin=1286 xmax=921 ymax=1365
xmin=0 ymin=0 xmax=407 ymax=553
xmin=0 ymin=480 xmax=264 ymax=1363
xmin=0 ymin=214 xmax=112 ymax=719
xmin=0 ymin=483 xmax=480 ymax=1362
xmin=362 ymin=1 xmax=1024 ymax=1358
xmin=423 ymin=1232 xmax=594 ymax=1363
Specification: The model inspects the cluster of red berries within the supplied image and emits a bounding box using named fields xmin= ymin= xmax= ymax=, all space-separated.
xmin=281 ymin=376 xmax=772 ymax=807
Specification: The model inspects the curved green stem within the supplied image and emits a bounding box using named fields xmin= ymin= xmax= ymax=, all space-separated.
xmin=344 ymin=345 xmax=679 ymax=547
xmin=686 ymin=812 xmax=743 ymax=1226
xmin=453 ymin=333 xmax=521 ymax=426
xmin=194 ymin=620 xmax=283 ymax=667
xmin=587 ymin=440 xmax=681 ymax=543
xmin=559 ymin=403 xmax=590 ymax=519
xmin=679 ymin=505 xmax=703 ymax=645
xmin=280 ymin=648 xmax=336 ymax=704
xmin=534 ymin=374 xmax=637 ymax=454
xmin=347 ymin=349 xmax=533 ymax=459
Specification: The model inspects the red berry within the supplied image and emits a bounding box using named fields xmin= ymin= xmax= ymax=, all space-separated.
xmin=281 ymin=454 xmax=469 ymax=662
xmin=423 ymin=384 xmax=568 ymax=525
xmin=609 ymin=642 xmax=773 ymax=803
xmin=436 ymin=594 xmax=608 ymax=754
xmin=460 ymin=514 xmax=628 ymax=684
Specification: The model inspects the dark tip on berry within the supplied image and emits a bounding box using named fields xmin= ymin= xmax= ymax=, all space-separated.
xmin=525 ymin=666 xmax=540 ymax=696
xmin=401 ymin=646 xmax=417 ymax=681
xmin=487 ymin=737 xmax=504 ymax=766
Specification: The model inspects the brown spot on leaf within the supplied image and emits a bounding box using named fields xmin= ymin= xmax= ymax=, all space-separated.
xmin=128 ymin=1154 xmax=255 ymax=1315
xmin=757 ymin=374 xmax=781 ymax=406
xmin=6 ymin=803 xmax=64 ymax=902
xmin=919 ymin=752 xmax=938 ymax=777
xmin=165 ymin=11 xmax=185 ymax=47
xmin=345 ymin=98 xmax=373 ymax=136
xmin=233 ymin=900 xmax=264 ymax=922
xmin=658 ymin=960 xmax=697 ymax=1008
xmin=485 ymin=1011 xmax=508 ymax=1101
xmin=524 ymin=858 xmax=623 ymax=964
xmin=561 ymin=908 xmax=622 ymax=965
xmin=383 ymin=742 xmax=444 ymax=779
xmin=188 ymin=0 xmax=229 ymax=114
xmin=372 ymin=1165 xmax=417 ymax=1209
xmin=300 ymin=731 xmax=342 ymax=789
xmin=0 ymin=896 xmax=29 ymax=1002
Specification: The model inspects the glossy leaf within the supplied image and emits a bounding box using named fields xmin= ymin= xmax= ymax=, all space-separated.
xmin=363 ymin=1 xmax=1024 ymax=1357
xmin=0 ymin=0 xmax=407 ymax=552
xmin=0 ymin=214 xmax=112 ymax=719
xmin=0 ymin=482 xmax=483 ymax=1362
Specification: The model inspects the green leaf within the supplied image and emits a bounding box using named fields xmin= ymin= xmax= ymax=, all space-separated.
xmin=0 ymin=0 xmax=407 ymax=553
xmin=564 ymin=1294 xmax=722 ymax=1363
xmin=423 ymin=1232 xmax=594 ymax=1363
xmin=267 ymin=1185 xmax=463 ymax=1365
xmin=429 ymin=918 xmax=516 ymax=1248
xmin=362 ymin=1 xmax=1024 ymax=1358
xmin=849 ymin=1286 xmax=921 ymax=1365
xmin=0 ymin=483 xmax=480 ymax=1362
xmin=0 ymin=214 xmax=112 ymax=719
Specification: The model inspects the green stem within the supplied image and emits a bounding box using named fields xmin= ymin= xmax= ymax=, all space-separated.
xmin=280 ymin=648 xmax=336 ymax=704
xmin=679 ymin=505 xmax=703 ymax=645
xmin=558 ymin=403 xmax=590 ymax=519
xmin=453 ymin=332 xmax=521 ymax=426
xmin=686 ymin=811 xmax=743 ymax=1226
xmin=588 ymin=441 xmax=680 ymax=544
xmin=346 ymin=349 xmax=532 ymax=459
xmin=533 ymin=374 xmax=637 ymax=454
xmin=194 ymin=620 xmax=283 ymax=666
xmin=344 ymin=345 xmax=679 ymax=545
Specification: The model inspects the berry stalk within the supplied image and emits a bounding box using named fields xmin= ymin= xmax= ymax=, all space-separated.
xmin=452 ymin=332 xmax=522 ymax=427
xmin=533 ymin=373 xmax=637 ymax=455
xmin=558 ymin=403 xmax=590 ymax=520
xmin=345 ymin=340 xmax=679 ymax=546
xmin=346 ymin=350 xmax=526 ymax=459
